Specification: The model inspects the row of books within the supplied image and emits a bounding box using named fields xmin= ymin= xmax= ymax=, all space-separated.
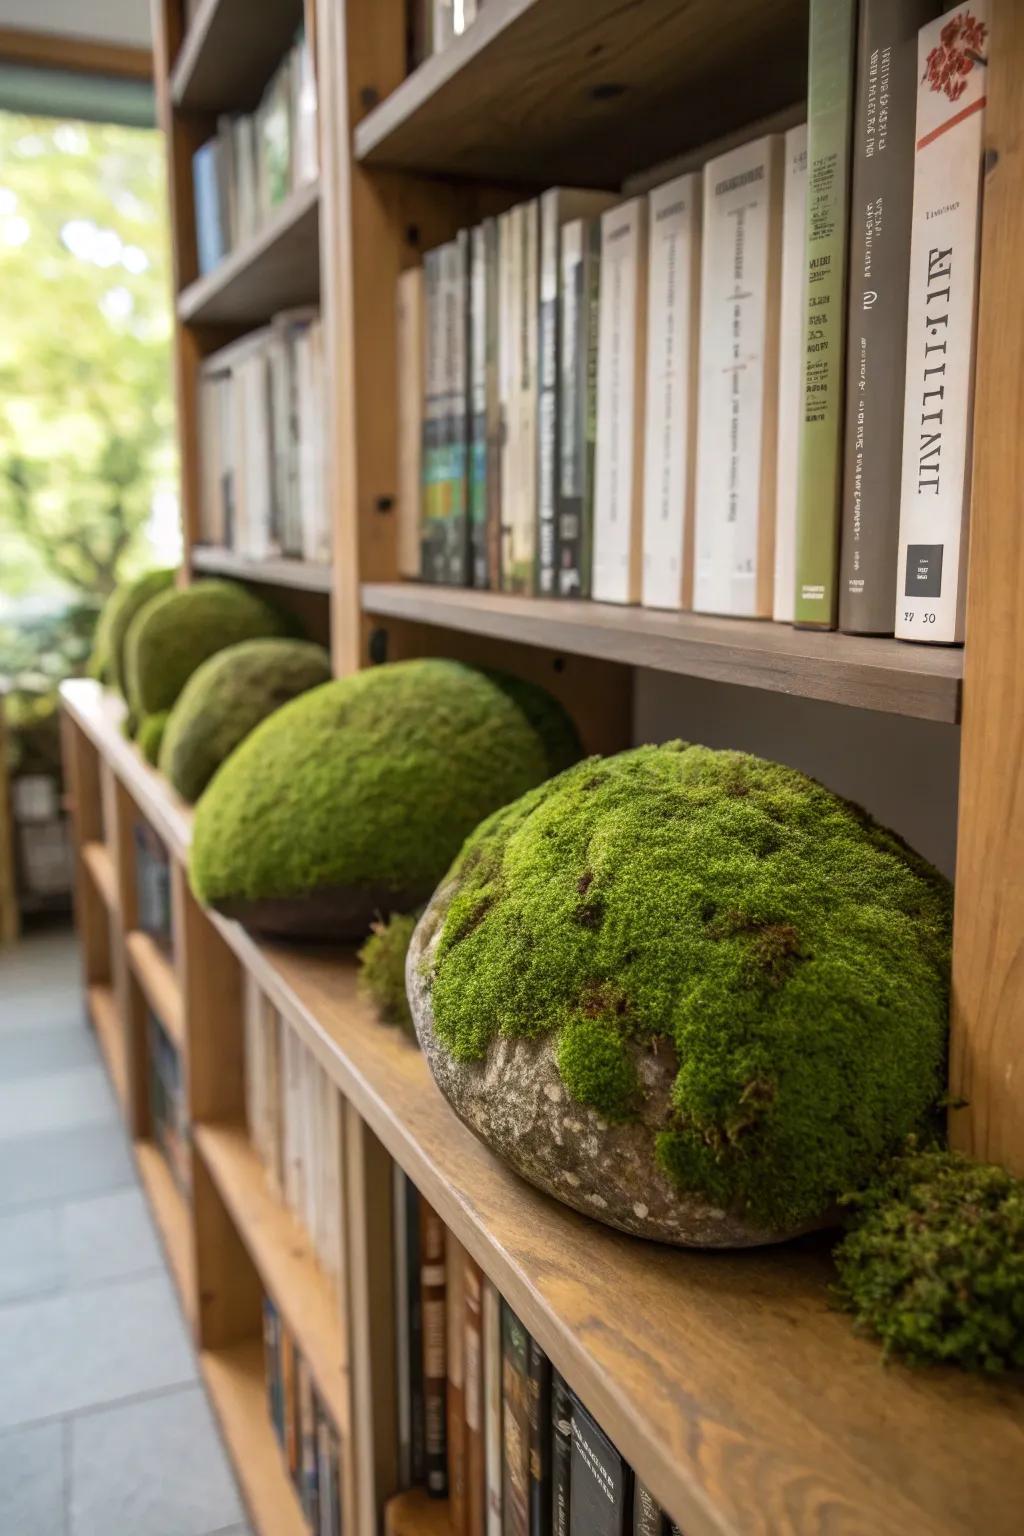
xmin=244 ymin=978 xmax=346 ymax=1304
xmin=394 ymin=1171 xmax=684 ymax=1536
xmin=134 ymin=820 xmax=172 ymax=950
xmin=263 ymin=1295 xmax=344 ymax=1536
xmin=197 ymin=311 xmax=330 ymax=566
xmin=147 ymin=1009 xmax=189 ymax=1194
xmin=192 ymin=22 xmax=317 ymax=277
xmin=407 ymin=1 xmax=487 ymax=70
xmin=396 ymin=0 xmax=985 ymax=644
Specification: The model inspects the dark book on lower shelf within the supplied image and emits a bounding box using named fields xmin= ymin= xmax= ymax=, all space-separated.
xmin=299 ymin=1356 xmax=320 ymax=1529
xmin=262 ymin=1295 xmax=283 ymax=1444
xmin=146 ymin=1010 xmax=188 ymax=1195
xmin=527 ymin=1335 xmax=552 ymax=1536
xmin=133 ymin=820 xmax=171 ymax=946
xmin=569 ymin=1396 xmax=632 ymax=1536
xmin=501 ymin=1302 xmax=530 ymax=1536
xmin=633 ymin=1481 xmax=671 ymax=1535
xmin=446 ymin=1229 xmax=468 ymax=1533
xmin=551 ymin=1371 xmax=572 ymax=1536
xmin=420 ymin=1196 xmax=448 ymax=1496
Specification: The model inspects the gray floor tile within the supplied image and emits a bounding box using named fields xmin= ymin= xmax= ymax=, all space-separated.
xmin=0 ymin=1271 xmax=196 ymax=1430
xmin=61 ymin=1186 xmax=163 ymax=1287
xmin=0 ymin=1420 xmax=65 ymax=1536
xmin=0 ymin=989 xmax=86 ymax=1032
xmin=0 ymin=1063 xmax=116 ymax=1143
xmin=0 ymin=1121 xmax=134 ymax=1210
xmin=70 ymin=1384 xmax=245 ymax=1536
xmin=0 ymin=1024 xmax=99 ymax=1079
xmin=0 ymin=1205 xmax=61 ymax=1304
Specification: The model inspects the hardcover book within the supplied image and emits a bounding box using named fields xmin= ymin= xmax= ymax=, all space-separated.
xmin=641 ymin=172 xmax=702 ymax=611
xmin=594 ymin=196 xmax=649 ymax=604
xmin=551 ymin=1371 xmax=572 ymax=1536
xmin=421 ymin=1198 xmax=448 ymax=1495
xmin=632 ymin=1482 xmax=662 ymax=1536
xmin=840 ymin=0 xmax=941 ymax=634
xmin=421 ymin=248 xmax=448 ymax=583
xmin=446 ymin=1230 xmax=468 ymax=1533
xmin=497 ymin=210 xmax=517 ymax=589
xmin=444 ymin=231 xmax=471 ymax=586
xmin=501 ymin=1303 xmax=530 ymax=1536
xmin=464 ymin=1256 xmax=486 ymax=1536
xmin=483 ymin=216 xmax=502 ymax=588
xmin=527 ymin=1334 xmax=552 ymax=1536
xmin=693 ymin=134 xmax=784 ymax=618
xmin=558 ymin=214 xmax=603 ymax=597
xmin=793 ymin=0 xmax=858 ymax=627
xmin=469 ymin=224 xmax=490 ymax=589
xmin=773 ymin=123 xmax=809 ymax=623
xmin=483 ymin=1278 xmax=503 ymax=1536
xmin=396 ymin=266 xmax=425 ymax=581
xmin=568 ymin=1397 xmax=631 ymax=1536
xmin=895 ymin=1 xmax=988 ymax=644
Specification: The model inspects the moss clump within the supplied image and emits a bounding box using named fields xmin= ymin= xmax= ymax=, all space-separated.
xmin=159 ymin=638 xmax=330 ymax=802
xmin=428 ymin=743 xmax=952 ymax=1231
xmin=89 ymin=568 xmax=176 ymax=690
xmin=189 ymin=660 xmax=580 ymax=937
xmin=358 ymin=913 xmax=420 ymax=1031
xmin=834 ymin=1146 xmax=1024 ymax=1372
xmin=124 ymin=579 xmax=290 ymax=729
xmin=138 ymin=711 xmax=170 ymax=766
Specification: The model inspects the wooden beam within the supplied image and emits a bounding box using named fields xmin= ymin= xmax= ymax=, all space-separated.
xmin=0 ymin=25 xmax=152 ymax=80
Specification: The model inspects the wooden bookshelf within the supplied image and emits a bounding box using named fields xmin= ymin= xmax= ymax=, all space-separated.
xmin=170 ymin=0 xmax=304 ymax=113
xmin=176 ymin=178 xmax=320 ymax=326
xmin=87 ymin=982 xmax=127 ymax=1109
xmin=126 ymin=929 xmax=184 ymax=1049
xmin=136 ymin=1138 xmax=195 ymax=1322
xmin=191 ymin=546 xmax=333 ymax=593
xmin=81 ymin=840 xmax=118 ymax=912
xmin=200 ymin=1340 xmax=307 ymax=1536
xmin=385 ymin=1489 xmax=454 ymax=1536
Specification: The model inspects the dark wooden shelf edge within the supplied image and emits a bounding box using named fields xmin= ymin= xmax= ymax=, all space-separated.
xmin=176 ymin=179 xmax=320 ymax=327
xmin=170 ymin=0 xmax=306 ymax=115
xmin=191 ymin=546 xmax=333 ymax=593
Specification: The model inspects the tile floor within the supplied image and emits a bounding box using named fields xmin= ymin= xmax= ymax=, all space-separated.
xmin=0 ymin=926 xmax=251 ymax=1536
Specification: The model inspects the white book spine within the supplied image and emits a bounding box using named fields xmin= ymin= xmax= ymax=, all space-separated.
xmin=773 ymin=123 xmax=809 ymax=623
xmin=641 ymin=173 xmax=701 ymax=611
xmin=512 ymin=201 xmax=538 ymax=592
xmin=693 ymin=134 xmax=783 ymax=617
xmin=594 ymin=196 xmax=648 ymax=604
xmin=895 ymin=3 xmax=988 ymax=644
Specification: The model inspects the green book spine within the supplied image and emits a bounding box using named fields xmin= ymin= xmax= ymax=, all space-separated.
xmin=793 ymin=0 xmax=857 ymax=628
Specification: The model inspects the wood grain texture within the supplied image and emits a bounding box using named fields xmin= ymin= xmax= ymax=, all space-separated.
xmin=126 ymin=929 xmax=184 ymax=1050
xmin=193 ymin=1144 xmax=263 ymax=1351
xmin=88 ymin=983 xmax=127 ymax=1111
xmin=81 ymin=841 xmax=118 ymax=914
xmin=0 ymin=24 xmax=152 ymax=78
xmin=170 ymin=0 xmax=303 ymax=112
xmin=136 ymin=1137 xmax=196 ymax=1324
xmin=362 ymin=583 xmax=963 ymax=722
xmin=355 ymin=0 xmax=809 ymax=187
xmin=385 ymin=1488 xmax=454 ymax=1536
xmin=176 ymin=862 xmax=244 ymax=1125
xmin=950 ymin=0 xmax=1024 ymax=1173
xmin=176 ymin=179 xmax=321 ymax=326
xmin=190 ymin=545 xmax=333 ymax=591
xmin=200 ymin=1340 xmax=307 ymax=1536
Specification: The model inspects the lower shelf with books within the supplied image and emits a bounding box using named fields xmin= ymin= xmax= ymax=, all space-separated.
xmin=191 ymin=546 xmax=334 ymax=594
xmin=135 ymin=1136 xmax=194 ymax=1325
xmin=126 ymin=929 xmax=183 ymax=1050
xmin=201 ymin=1340 xmax=308 ymax=1536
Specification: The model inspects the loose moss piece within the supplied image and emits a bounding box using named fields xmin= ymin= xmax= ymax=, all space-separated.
xmin=137 ymin=711 xmax=170 ymax=765
xmin=358 ymin=912 xmax=420 ymax=1031
xmin=159 ymin=638 xmax=331 ymax=802
xmin=124 ymin=579 xmax=290 ymax=724
xmin=89 ymin=568 xmax=176 ymax=691
xmin=834 ymin=1146 xmax=1024 ymax=1372
xmin=428 ymin=743 xmax=952 ymax=1231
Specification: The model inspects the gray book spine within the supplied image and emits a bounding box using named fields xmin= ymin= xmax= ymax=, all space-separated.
xmin=839 ymin=0 xmax=940 ymax=634
xmin=538 ymin=190 xmax=560 ymax=595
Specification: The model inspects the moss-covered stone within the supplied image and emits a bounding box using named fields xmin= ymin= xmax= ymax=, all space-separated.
xmin=124 ymin=579 xmax=290 ymax=727
xmin=358 ymin=913 xmax=419 ymax=1031
xmin=89 ymin=568 xmax=176 ymax=690
xmin=417 ymin=743 xmax=952 ymax=1238
xmin=189 ymin=659 xmax=581 ymax=939
xmin=834 ymin=1145 xmax=1024 ymax=1372
xmin=138 ymin=711 xmax=170 ymax=766
xmin=159 ymin=638 xmax=331 ymax=803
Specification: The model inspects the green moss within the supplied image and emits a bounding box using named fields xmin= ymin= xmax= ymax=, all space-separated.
xmin=159 ymin=638 xmax=330 ymax=802
xmin=137 ymin=711 xmax=170 ymax=765
xmin=358 ymin=912 xmax=420 ymax=1030
xmin=835 ymin=1146 xmax=1024 ymax=1372
xmin=189 ymin=660 xmax=579 ymax=930
xmin=124 ymin=579 xmax=290 ymax=724
xmin=428 ymin=743 xmax=952 ymax=1231
xmin=483 ymin=672 xmax=580 ymax=775
xmin=89 ymin=568 xmax=176 ymax=692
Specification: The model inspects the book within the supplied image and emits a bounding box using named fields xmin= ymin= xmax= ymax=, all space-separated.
xmin=497 ymin=211 xmax=515 ymax=588
xmin=421 ymin=1197 xmax=448 ymax=1496
xmin=396 ymin=267 xmax=425 ymax=580
xmin=281 ymin=1328 xmax=299 ymax=1479
xmin=840 ymin=0 xmax=941 ymax=634
xmin=395 ymin=1168 xmax=426 ymax=1487
xmin=641 ymin=172 xmax=702 ymax=611
xmin=503 ymin=201 xmax=539 ymax=594
xmin=192 ymin=140 xmax=226 ymax=275
xmin=469 ymin=224 xmax=490 ymax=589
xmin=631 ymin=1483 xmax=663 ymax=1536
xmin=501 ymin=1302 xmax=530 ymax=1536
xmin=693 ymin=134 xmax=785 ymax=617
xmin=569 ymin=1397 xmax=631 ymax=1536
xmin=557 ymin=214 xmax=602 ymax=597
xmin=421 ymin=248 xmax=448 ymax=582
xmin=299 ymin=1357 xmax=320 ymax=1528
xmin=483 ymin=1278 xmax=503 ymax=1536
xmin=773 ymin=124 xmax=809 ymax=623
xmin=895 ymin=2 xmax=988 ymax=644
xmin=446 ymin=1229 xmax=468 ymax=1533
xmin=593 ymin=196 xmax=649 ymax=604
xmin=551 ymin=1371 xmax=572 ymax=1536
xmin=793 ymin=0 xmax=858 ymax=627
xmin=527 ymin=1334 xmax=552 ymax=1536
xmin=464 ymin=1256 xmax=486 ymax=1536
xmin=484 ymin=216 xmax=502 ymax=588
xmin=263 ymin=1295 xmax=283 ymax=1442
xmin=445 ymin=231 xmax=471 ymax=585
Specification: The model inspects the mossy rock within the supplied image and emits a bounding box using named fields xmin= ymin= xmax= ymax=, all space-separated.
xmin=408 ymin=743 xmax=952 ymax=1247
xmin=124 ymin=579 xmax=290 ymax=729
xmin=159 ymin=638 xmax=331 ymax=803
xmin=835 ymin=1145 xmax=1024 ymax=1372
xmin=89 ymin=568 xmax=176 ymax=690
xmin=189 ymin=659 xmax=581 ymax=940
xmin=138 ymin=711 xmax=170 ymax=766
xmin=358 ymin=912 xmax=419 ymax=1031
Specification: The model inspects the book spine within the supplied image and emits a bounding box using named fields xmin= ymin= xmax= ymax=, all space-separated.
xmin=420 ymin=1198 xmax=448 ymax=1496
xmin=641 ymin=173 xmax=701 ymax=611
xmin=447 ymin=1230 xmax=468 ymax=1533
xmin=631 ymin=1482 xmax=662 ymax=1536
xmin=448 ymin=227 xmax=471 ymax=586
xmin=406 ymin=1175 xmax=426 ymax=1486
xmin=568 ymin=1396 xmax=631 ymax=1536
xmin=895 ymin=0 xmax=987 ymax=644
xmin=396 ymin=267 xmax=425 ymax=581
xmin=393 ymin=1161 xmax=412 ymax=1488
xmin=580 ymin=218 xmax=602 ymax=599
xmin=299 ymin=1358 xmax=319 ymax=1527
xmin=840 ymin=0 xmax=940 ymax=634
xmin=557 ymin=219 xmax=585 ymax=597
xmin=281 ymin=1327 xmax=299 ymax=1480
xmin=774 ymin=124 xmax=810 ymax=622
xmin=483 ymin=1278 xmax=503 ymax=1536
xmin=497 ymin=210 xmax=515 ymax=590
xmin=794 ymin=0 xmax=858 ymax=627
xmin=262 ymin=1294 xmax=282 ymax=1443
xmin=483 ymin=216 xmax=502 ymax=588
xmin=594 ymin=197 xmax=649 ymax=604
xmin=551 ymin=1371 xmax=572 ymax=1536
xmin=538 ymin=189 xmax=560 ymax=596
xmin=421 ymin=249 xmax=447 ymax=583
xmin=501 ymin=1302 xmax=530 ymax=1536
xmin=527 ymin=1335 xmax=552 ymax=1536
xmin=470 ymin=224 xmax=490 ymax=589
xmin=464 ymin=1256 xmax=486 ymax=1536
xmin=506 ymin=201 xmax=539 ymax=594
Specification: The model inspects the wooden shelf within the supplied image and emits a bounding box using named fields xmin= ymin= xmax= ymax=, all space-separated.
xmin=385 ymin=1489 xmax=453 ymax=1536
xmin=191 ymin=546 xmax=333 ymax=593
xmin=136 ymin=1139 xmax=195 ymax=1324
xmin=177 ymin=179 xmax=320 ymax=328
xmin=354 ymin=0 xmax=809 ymax=186
xmin=170 ymin=0 xmax=304 ymax=114
xmin=362 ymin=583 xmax=964 ymax=723
xmin=194 ymin=1122 xmax=349 ymax=1435
xmin=200 ymin=1339 xmax=306 ymax=1536
xmin=126 ymin=929 xmax=184 ymax=1050
xmin=87 ymin=983 xmax=127 ymax=1110
xmin=81 ymin=839 xmax=118 ymax=912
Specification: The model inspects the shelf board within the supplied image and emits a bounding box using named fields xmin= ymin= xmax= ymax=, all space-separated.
xmin=170 ymin=0 xmax=304 ymax=114
xmin=194 ymin=1121 xmax=349 ymax=1436
xmin=362 ymin=583 xmax=965 ymax=723
xmin=354 ymin=0 xmax=809 ymax=186
xmin=81 ymin=839 xmax=118 ymax=912
xmin=136 ymin=1139 xmax=195 ymax=1324
xmin=87 ymin=982 xmax=126 ymax=1110
xmin=126 ymin=929 xmax=184 ymax=1050
xmin=385 ymin=1489 xmax=454 ymax=1536
xmin=200 ymin=1339 xmax=307 ymax=1536
xmin=191 ymin=546 xmax=333 ymax=593
xmin=177 ymin=179 xmax=320 ymax=328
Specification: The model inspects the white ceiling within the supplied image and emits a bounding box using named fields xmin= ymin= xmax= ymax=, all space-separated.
xmin=0 ymin=0 xmax=151 ymax=46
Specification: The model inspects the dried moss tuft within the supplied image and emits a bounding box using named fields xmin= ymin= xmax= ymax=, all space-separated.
xmin=358 ymin=912 xmax=420 ymax=1031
